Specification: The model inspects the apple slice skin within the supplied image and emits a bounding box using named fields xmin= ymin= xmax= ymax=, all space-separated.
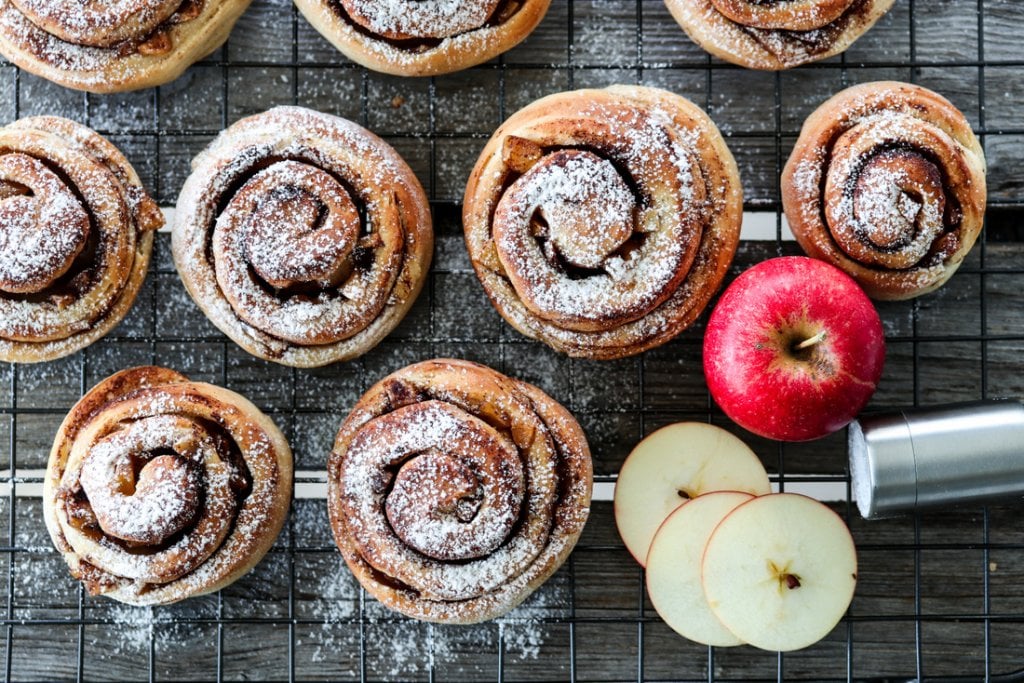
xmin=613 ymin=422 xmax=771 ymax=566
xmin=702 ymin=493 xmax=857 ymax=652
xmin=646 ymin=491 xmax=753 ymax=647
xmin=703 ymin=256 xmax=885 ymax=442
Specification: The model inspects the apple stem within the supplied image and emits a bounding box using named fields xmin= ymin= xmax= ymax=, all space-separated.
xmin=794 ymin=330 xmax=827 ymax=351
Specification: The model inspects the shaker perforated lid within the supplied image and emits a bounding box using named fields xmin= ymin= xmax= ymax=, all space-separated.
xmin=849 ymin=401 xmax=1024 ymax=519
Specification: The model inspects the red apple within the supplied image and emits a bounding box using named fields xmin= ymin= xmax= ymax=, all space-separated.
xmin=703 ymin=256 xmax=885 ymax=442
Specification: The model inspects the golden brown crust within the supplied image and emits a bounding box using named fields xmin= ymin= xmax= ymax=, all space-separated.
xmin=293 ymin=0 xmax=551 ymax=76
xmin=0 ymin=116 xmax=162 ymax=363
xmin=782 ymin=81 xmax=987 ymax=300
xmin=0 ymin=0 xmax=249 ymax=92
xmin=463 ymin=85 xmax=743 ymax=360
xmin=43 ymin=366 xmax=293 ymax=606
xmin=328 ymin=359 xmax=592 ymax=624
xmin=172 ymin=106 xmax=433 ymax=368
xmin=664 ymin=0 xmax=895 ymax=70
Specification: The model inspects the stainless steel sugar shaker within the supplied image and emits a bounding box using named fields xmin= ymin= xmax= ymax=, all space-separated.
xmin=849 ymin=400 xmax=1024 ymax=519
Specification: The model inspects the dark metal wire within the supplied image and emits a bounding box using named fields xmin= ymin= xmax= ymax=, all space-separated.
xmin=1 ymin=0 xmax=1023 ymax=681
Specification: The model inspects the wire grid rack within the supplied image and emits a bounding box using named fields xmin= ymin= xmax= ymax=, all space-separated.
xmin=1 ymin=0 xmax=1024 ymax=681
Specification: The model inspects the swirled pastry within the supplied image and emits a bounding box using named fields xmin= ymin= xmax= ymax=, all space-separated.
xmin=0 ymin=0 xmax=250 ymax=92
xmin=0 ymin=116 xmax=163 ymax=363
xmin=328 ymin=359 xmax=592 ymax=624
xmin=44 ymin=366 xmax=293 ymax=605
xmin=293 ymin=0 xmax=550 ymax=76
xmin=172 ymin=106 xmax=432 ymax=367
xmin=664 ymin=0 xmax=895 ymax=70
xmin=463 ymin=85 xmax=742 ymax=359
xmin=782 ymin=82 xmax=987 ymax=300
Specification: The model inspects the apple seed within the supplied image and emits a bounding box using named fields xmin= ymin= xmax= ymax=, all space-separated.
xmin=769 ymin=560 xmax=803 ymax=591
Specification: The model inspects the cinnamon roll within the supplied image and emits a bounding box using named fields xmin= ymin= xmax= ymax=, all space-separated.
xmin=664 ymin=0 xmax=895 ymax=70
xmin=293 ymin=0 xmax=551 ymax=76
xmin=782 ymin=82 xmax=987 ymax=300
xmin=0 ymin=117 xmax=163 ymax=363
xmin=172 ymin=106 xmax=433 ymax=368
xmin=44 ymin=366 xmax=293 ymax=605
xmin=463 ymin=85 xmax=743 ymax=360
xmin=0 ymin=0 xmax=250 ymax=92
xmin=328 ymin=359 xmax=592 ymax=624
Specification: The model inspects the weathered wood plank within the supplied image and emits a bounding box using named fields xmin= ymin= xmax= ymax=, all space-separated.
xmin=1 ymin=0 xmax=1023 ymax=680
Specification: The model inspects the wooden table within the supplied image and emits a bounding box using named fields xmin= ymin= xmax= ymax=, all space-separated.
xmin=2 ymin=0 xmax=1023 ymax=680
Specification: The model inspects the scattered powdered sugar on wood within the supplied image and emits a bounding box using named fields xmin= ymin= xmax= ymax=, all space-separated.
xmin=297 ymin=560 xmax=559 ymax=671
xmin=296 ymin=557 xmax=359 ymax=664
xmin=86 ymin=604 xmax=168 ymax=657
xmin=572 ymin=1 xmax=636 ymax=68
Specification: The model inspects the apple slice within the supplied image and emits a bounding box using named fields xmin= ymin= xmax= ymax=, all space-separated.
xmin=614 ymin=422 xmax=770 ymax=566
xmin=702 ymin=493 xmax=857 ymax=652
xmin=646 ymin=491 xmax=753 ymax=647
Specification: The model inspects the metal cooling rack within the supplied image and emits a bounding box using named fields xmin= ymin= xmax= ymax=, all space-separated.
xmin=1 ymin=0 xmax=1024 ymax=681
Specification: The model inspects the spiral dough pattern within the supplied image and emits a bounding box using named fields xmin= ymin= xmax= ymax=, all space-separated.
xmin=340 ymin=0 xmax=501 ymax=40
xmin=0 ymin=0 xmax=250 ymax=92
xmin=293 ymin=0 xmax=551 ymax=76
xmin=0 ymin=116 xmax=163 ymax=363
xmin=328 ymin=359 xmax=592 ymax=624
xmin=664 ymin=0 xmax=895 ymax=70
xmin=172 ymin=106 xmax=432 ymax=367
xmin=44 ymin=366 xmax=293 ymax=606
xmin=463 ymin=85 xmax=742 ymax=359
xmin=782 ymin=82 xmax=987 ymax=300
xmin=11 ymin=0 xmax=185 ymax=47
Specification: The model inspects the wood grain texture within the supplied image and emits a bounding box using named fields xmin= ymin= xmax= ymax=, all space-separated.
xmin=1 ymin=0 xmax=1022 ymax=680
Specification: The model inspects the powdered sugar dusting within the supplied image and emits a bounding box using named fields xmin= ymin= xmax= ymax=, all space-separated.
xmin=334 ymin=11 xmax=508 ymax=70
xmin=49 ymin=371 xmax=291 ymax=606
xmin=784 ymin=82 xmax=987 ymax=298
xmin=493 ymin=112 xmax=699 ymax=325
xmin=294 ymin=0 xmax=542 ymax=76
xmin=466 ymin=86 xmax=742 ymax=358
xmin=0 ymin=160 xmax=89 ymax=293
xmin=0 ymin=0 xmax=247 ymax=92
xmin=173 ymin=106 xmax=432 ymax=367
xmin=710 ymin=0 xmax=857 ymax=31
xmin=82 ymin=449 xmax=197 ymax=544
xmin=666 ymin=0 xmax=894 ymax=69
xmin=11 ymin=0 xmax=182 ymax=46
xmin=209 ymin=155 xmax=402 ymax=347
xmin=330 ymin=360 xmax=591 ymax=624
xmin=341 ymin=0 xmax=499 ymax=39
xmin=0 ymin=117 xmax=160 ymax=362
xmin=0 ymin=4 xmax=131 ymax=78
xmin=340 ymin=399 xmax=551 ymax=601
